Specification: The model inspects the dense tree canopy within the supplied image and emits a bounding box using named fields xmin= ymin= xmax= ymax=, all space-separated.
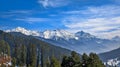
xmin=0 ymin=40 xmax=10 ymax=56
xmin=61 ymin=51 xmax=105 ymax=67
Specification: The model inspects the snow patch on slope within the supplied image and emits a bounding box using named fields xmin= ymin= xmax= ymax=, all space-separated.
xmin=104 ymin=58 xmax=120 ymax=67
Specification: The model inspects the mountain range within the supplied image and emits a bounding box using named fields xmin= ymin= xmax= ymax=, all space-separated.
xmin=2 ymin=27 xmax=120 ymax=67
xmin=5 ymin=27 xmax=120 ymax=54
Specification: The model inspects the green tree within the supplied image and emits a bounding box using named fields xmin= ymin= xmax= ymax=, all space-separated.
xmin=46 ymin=57 xmax=50 ymax=67
xmin=40 ymin=47 xmax=44 ymax=67
xmin=61 ymin=56 xmax=68 ymax=67
xmin=13 ymin=44 xmax=21 ymax=65
xmin=71 ymin=51 xmax=81 ymax=63
xmin=82 ymin=53 xmax=89 ymax=67
xmin=11 ymin=57 xmax=16 ymax=67
xmin=71 ymin=51 xmax=81 ymax=67
xmin=36 ymin=48 xmax=40 ymax=67
xmin=20 ymin=45 xmax=27 ymax=66
xmin=6 ymin=43 xmax=10 ymax=56
xmin=61 ymin=52 xmax=105 ymax=67
xmin=61 ymin=51 xmax=81 ymax=67
xmin=88 ymin=53 xmax=105 ymax=67
xmin=0 ymin=40 xmax=10 ymax=56
xmin=51 ymin=56 xmax=61 ymax=67
xmin=28 ymin=43 xmax=37 ymax=67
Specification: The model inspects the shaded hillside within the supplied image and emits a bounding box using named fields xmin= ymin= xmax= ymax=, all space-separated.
xmin=99 ymin=47 xmax=120 ymax=61
xmin=0 ymin=30 xmax=71 ymax=66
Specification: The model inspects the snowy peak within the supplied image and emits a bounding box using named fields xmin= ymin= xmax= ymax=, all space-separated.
xmin=42 ymin=29 xmax=78 ymax=40
xmin=5 ymin=27 xmax=40 ymax=36
xmin=5 ymin=27 xmax=96 ymax=40
xmin=5 ymin=27 xmax=78 ymax=40
xmin=75 ymin=31 xmax=95 ymax=38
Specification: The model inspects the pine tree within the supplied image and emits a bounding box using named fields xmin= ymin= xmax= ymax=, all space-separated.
xmin=82 ymin=53 xmax=89 ymax=67
xmin=13 ymin=44 xmax=21 ymax=65
xmin=36 ymin=48 xmax=40 ymax=67
xmin=71 ymin=51 xmax=81 ymax=67
xmin=71 ymin=51 xmax=81 ymax=63
xmin=6 ymin=43 xmax=10 ymax=56
xmin=0 ymin=40 xmax=10 ymax=56
xmin=61 ymin=51 xmax=105 ymax=67
xmin=61 ymin=56 xmax=68 ymax=67
xmin=61 ymin=51 xmax=81 ymax=67
xmin=14 ymin=45 xmax=20 ymax=66
xmin=46 ymin=57 xmax=50 ymax=67
xmin=88 ymin=53 xmax=105 ymax=67
xmin=51 ymin=56 xmax=61 ymax=67
xmin=40 ymin=47 xmax=44 ymax=67
xmin=29 ymin=43 xmax=37 ymax=67
xmin=20 ymin=45 xmax=27 ymax=66
xmin=11 ymin=57 xmax=16 ymax=67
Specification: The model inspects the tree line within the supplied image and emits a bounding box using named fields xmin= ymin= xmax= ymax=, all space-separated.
xmin=0 ymin=40 xmax=105 ymax=67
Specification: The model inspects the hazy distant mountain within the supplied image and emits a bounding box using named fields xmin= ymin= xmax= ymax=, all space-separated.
xmin=5 ymin=27 xmax=120 ymax=54
xmin=112 ymin=36 xmax=120 ymax=41
xmin=38 ymin=30 xmax=120 ymax=54
xmin=75 ymin=31 xmax=95 ymax=38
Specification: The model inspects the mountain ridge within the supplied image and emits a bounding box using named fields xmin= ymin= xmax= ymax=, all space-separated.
xmin=5 ymin=27 xmax=96 ymax=40
xmin=5 ymin=27 xmax=120 ymax=54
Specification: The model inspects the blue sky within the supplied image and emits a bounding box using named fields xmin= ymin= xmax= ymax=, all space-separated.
xmin=0 ymin=0 xmax=120 ymax=38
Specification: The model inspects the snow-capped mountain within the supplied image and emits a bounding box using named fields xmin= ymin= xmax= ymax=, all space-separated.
xmin=5 ymin=27 xmax=40 ymax=36
xmin=75 ymin=31 xmax=95 ymax=38
xmin=5 ymin=27 xmax=120 ymax=54
xmin=6 ymin=27 xmax=78 ymax=40
xmin=41 ymin=29 xmax=78 ymax=40
xmin=39 ymin=30 xmax=120 ymax=54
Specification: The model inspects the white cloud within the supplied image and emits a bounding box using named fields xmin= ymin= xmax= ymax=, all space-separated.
xmin=38 ymin=0 xmax=49 ymax=8
xmin=96 ymin=29 xmax=120 ymax=39
xmin=16 ymin=17 xmax=51 ymax=23
xmin=2 ymin=10 xmax=32 ymax=14
xmin=0 ymin=10 xmax=32 ymax=18
xmin=62 ymin=5 xmax=120 ymax=39
xmin=64 ymin=17 xmax=120 ymax=39
xmin=38 ymin=0 xmax=70 ymax=8
xmin=62 ymin=5 xmax=120 ymax=17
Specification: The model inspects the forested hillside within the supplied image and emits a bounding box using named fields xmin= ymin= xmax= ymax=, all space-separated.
xmin=0 ymin=30 xmax=105 ymax=67
xmin=0 ymin=30 xmax=71 ymax=67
